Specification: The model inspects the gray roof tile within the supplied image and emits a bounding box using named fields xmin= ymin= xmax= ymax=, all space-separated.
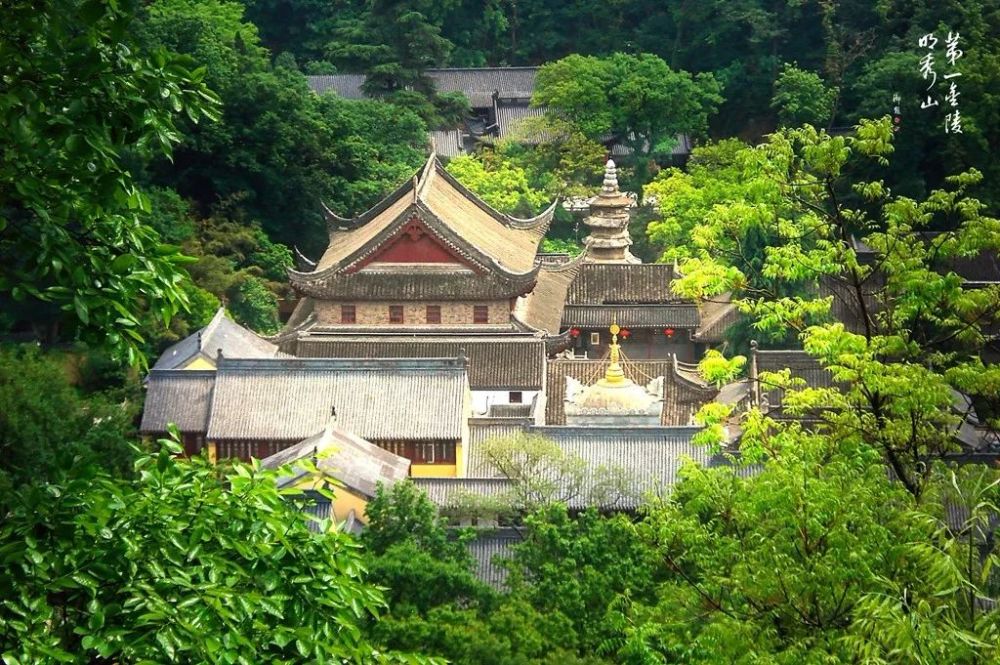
xmin=140 ymin=370 xmax=215 ymax=433
xmin=205 ymin=357 xmax=468 ymax=441
xmin=464 ymin=424 xmax=733 ymax=509
xmin=153 ymin=308 xmax=281 ymax=370
xmin=562 ymin=303 xmax=700 ymax=328
xmin=262 ymin=423 xmax=410 ymax=498
xmin=292 ymin=335 xmax=546 ymax=390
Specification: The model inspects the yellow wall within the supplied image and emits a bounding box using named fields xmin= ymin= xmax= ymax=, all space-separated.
xmin=183 ymin=356 xmax=215 ymax=370
xmin=290 ymin=474 xmax=372 ymax=524
xmin=411 ymin=463 xmax=457 ymax=478
xmin=332 ymin=490 xmax=371 ymax=525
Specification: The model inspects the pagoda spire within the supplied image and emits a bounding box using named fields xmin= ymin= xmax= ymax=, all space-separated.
xmin=603 ymin=322 xmax=627 ymax=385
xmin=583 ymin=159 xmax=640 ymax=264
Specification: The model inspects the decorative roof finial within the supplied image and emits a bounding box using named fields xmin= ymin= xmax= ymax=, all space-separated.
xmin=601 ymin=159 xmax=619 ymax=196
xmin=324 ymin=405 xmax=337 ymax=438
xmin=605 ymin=320 xmax=626 ymax=385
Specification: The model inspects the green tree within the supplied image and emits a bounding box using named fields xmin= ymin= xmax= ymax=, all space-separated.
xmin=137 ymin=0 xmax=428 ymax=253
xmin=0 ymin=0 xmax=219 ymax=364
xmin=0 ymin=346 xmax=137 ymax=491
xmin=618 ymin=439 xmax=1000 ymax=663
xmin=362 ymin=482 xmax=487 ymax=613
xmin=0 ymin=440 xmax=437 ymax=662
xmin=668 ymin=118 xmax=1000 ymax=498
xmin=328 ymin=0 xmax=455 ymax=94
xmin=480 ymin=434 xmax=632 ymax=510
xmin=506 ymin=505 xmax=663 ymax=657
xmin=445 ymin=155 xmax=550 ymax=217
xmin=229 ymin=275 xmax=280 ymax=333
xmin=770 ymin=63 xmax=838 ymax=128
xmin=533 ymin=53 xmax=722 ymax=183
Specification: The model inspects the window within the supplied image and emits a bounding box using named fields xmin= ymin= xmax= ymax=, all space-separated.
xmin=473 ymin=305 xmax=489 ymax=324
xmin=590 ymin=332 xmax=601 ymax=346
xmin=389 ymin=305 xmax=404 ymax=324
xmin=426 ymin=305 xmax=441 ymax=324
xmin=509 ymin=391 xmax=523 ymax=404
xmin=340 ymin=304 xmax=356 ymax=324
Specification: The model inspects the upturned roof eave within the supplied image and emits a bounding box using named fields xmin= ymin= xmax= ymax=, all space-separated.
xmin=290 ymin=201 xmax=544 ymax=286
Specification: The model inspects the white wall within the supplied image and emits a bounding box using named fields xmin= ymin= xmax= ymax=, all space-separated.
xmin=471 ymin=390 xmax=539 ymax=416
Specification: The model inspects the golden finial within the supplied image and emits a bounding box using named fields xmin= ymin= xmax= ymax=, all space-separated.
xmin=604 ymin=319 xmax=626 ymax=385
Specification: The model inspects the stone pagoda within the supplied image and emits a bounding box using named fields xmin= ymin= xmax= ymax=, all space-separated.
xmin=582 ymin=159 xmax=640 ymax=264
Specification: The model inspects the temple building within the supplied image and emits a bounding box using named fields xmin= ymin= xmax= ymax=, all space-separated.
xmin=280 ymin=152 xmax=579 ymax=415
xmin=561 ymin=160 xmax=702 ymax=361
xmin=141 ymin=355 xmax=471 ymax=476
xmin=141 ymin=153 xmax=739 ymax=484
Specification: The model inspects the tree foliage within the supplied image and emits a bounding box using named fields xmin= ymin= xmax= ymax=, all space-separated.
xmin=533 ymin=53 xmax=722 ymax=166
xmin=0 ymin=440 xmax=437 ymax=663
xmin=137 ymin=0 xmax=428 ymax=254
xmin=0 ymin=0 xmax=219 ymax=364
xmin=666 ymin=118 xmax=1000 ymax=498
xmin=771 ymin=63 xmax=838 ymax=128
xmin=612 ymin=442 xmax=1000 ymax=664
xmin=0 ymin=346 xmax=138 ymax=492
xmin=445 ymin=155 xmax=549 ymax=217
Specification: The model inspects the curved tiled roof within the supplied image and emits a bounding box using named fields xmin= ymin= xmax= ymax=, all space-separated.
xmin=694 ymin=295 xmax=742 ymax=343
xmin=513 ymin=252 xmax=587 ymax=334
xmin=293 ymin=155 xmax=553 ymax=288
xmin=567 ymin=263 xmax=681 ymax=305
xmin=152 ymin=308 xmax=281 ymax=370
xmin=288 ymin=268 xmax=538 ymax=301
xmin=562 ymin=303 xmax=700 ymax=329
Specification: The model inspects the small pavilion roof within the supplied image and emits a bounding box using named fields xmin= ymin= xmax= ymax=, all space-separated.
xmin=152 ymin=308 xmax=282 ymax=370
xmin=262 ymin=419 xmax=410 ymax=498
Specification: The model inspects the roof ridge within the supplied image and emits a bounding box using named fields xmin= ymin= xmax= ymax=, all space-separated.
xmin=215 ymin=356 xmax=469 ymax=372
xmin=427 ymin=66 xmax=539 ymax=73
xmin=199 ymin=307 xmax=228 ymax=351
xmin=416 ymin=151 xmax=437 ymax=196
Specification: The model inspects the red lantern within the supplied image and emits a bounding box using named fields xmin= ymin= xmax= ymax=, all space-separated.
xmin=619 ymin=328 xmax=631 ymax=339
xmin=663 ymin=327 xmax=675 ymax=338
xmin=569 ymin=328 xmax=580 ymax=338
